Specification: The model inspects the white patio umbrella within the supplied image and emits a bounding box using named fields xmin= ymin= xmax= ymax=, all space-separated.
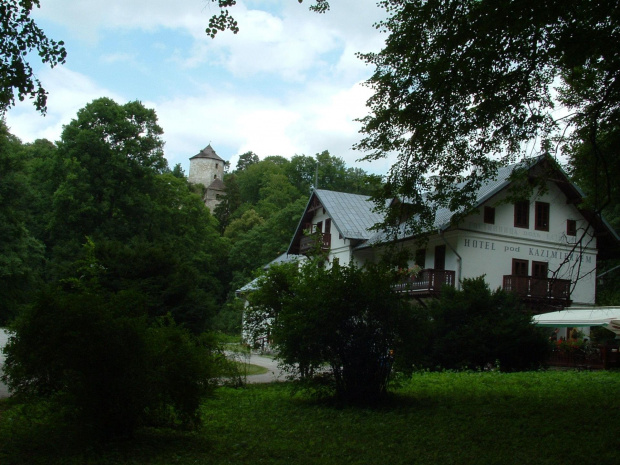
xmin=533 ymin=307 xmax=620 ymax=336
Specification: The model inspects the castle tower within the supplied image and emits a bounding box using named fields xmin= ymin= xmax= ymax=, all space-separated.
xmin=188 ymin=144 xmax=226 ymax=211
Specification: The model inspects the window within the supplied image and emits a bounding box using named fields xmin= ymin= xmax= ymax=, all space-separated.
xmin=215 ymin=163 xmax=219 ymax=169
xmin=483 ymin=206 xmax=495 ymax=224
xmin=567 ymin=219 xmax=577 ymax=236
xmin=415 ymin=249 xmax=426 ymax=268
xmin=434 ymin=245 xmax=446 ymax=270
xmin=315 ymin=221 xmax=322 ymax=234
xmin=535 ymin=202 xmax=550 ymax=231
xmin=532 ymin=261 xmax=548 ymax=278
xmin=514 ymin=201 xmax=529 ymax=228
xmin=512 ymin=259 xmax=528 ymax=276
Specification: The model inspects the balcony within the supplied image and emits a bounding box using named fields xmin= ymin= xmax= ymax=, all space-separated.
xmin=393 ymin=269 xmax=456 ymax=297
xmin=299 ymin=233 xmax=331 ymax=255
xmin=502 ymin=275 xmax=571 ymax=307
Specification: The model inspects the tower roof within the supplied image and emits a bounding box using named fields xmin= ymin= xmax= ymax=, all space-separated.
xmin=190 ymin=144 xmax=224 ymax=162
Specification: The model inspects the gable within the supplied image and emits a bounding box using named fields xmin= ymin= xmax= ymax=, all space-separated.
xmin=287 ymin=189 xmax=383 ymax=255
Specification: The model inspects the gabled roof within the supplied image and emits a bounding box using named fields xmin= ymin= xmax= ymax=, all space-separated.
xmin=360 ymin=155 xmax=615 ymax=248
xmin=287 ymin=189 xmax=384 ymax=255
xmin=190 ymin=144 xmax=224 ymax=162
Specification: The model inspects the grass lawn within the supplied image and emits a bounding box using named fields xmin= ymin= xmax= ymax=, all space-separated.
xmin=232 ymin=361 xmax=269 ymax=376
xmin=1 ymin=370 xmax=619 ymax=464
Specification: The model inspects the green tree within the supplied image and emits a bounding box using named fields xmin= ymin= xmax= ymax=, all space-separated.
xmin=45 ymin=97 xmax=167 ymax=260
xmin=235 ymin=151 xmax=260 ymax=172
xmin=248 ymin=260 xmax=414 ymax=403
xmin=213 ymin=173 xmax=242 ymax=233
xmin=0 ymin=0 xmax=67 ymax=113
xmin=356 ymin=0 xmax=620 ymax=235
xmin=31 ymin=98 xmax=226 ymax=331
xmin=0 ymin=122 xmax=44 ymax=324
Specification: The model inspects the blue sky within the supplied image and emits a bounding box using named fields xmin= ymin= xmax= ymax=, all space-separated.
xmin=5 ymin=0 xmax=395 ymax=175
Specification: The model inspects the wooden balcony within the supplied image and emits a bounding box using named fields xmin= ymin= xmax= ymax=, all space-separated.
xmin=299 ymin=233 xmax=331 ymax=255
xmin=502 ymin=275 xmax=571 ymax=307
xmin=393 ymin=269 xmax=456 ymax=297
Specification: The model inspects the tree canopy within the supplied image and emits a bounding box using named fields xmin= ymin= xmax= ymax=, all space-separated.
xmin=0 ymin=0 xmax=66 ymax=114
xmin=356 ymin=0 xmax=620 ymax=233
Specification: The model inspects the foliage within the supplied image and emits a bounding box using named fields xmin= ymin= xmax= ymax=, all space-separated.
xmin=423 ymin=277 xmax=549 ymax=371
xmin=2 ymin=372 xmax=620 ymax=464
xmin=356 ymin=0 xmax=620 ymax=236
xmin=248 ymin=260 xmax=414 ymax=403
xmin=0 ymin=122 xmax=44 ymax=324
xmin=205 ymin=1 xmax=330 ymax=37
xmin=25 ymin=98 xmax=227 ymax=331
xmin=0 ymin=0 xmax=66 ymax=114
xmin=1 ymin=247 xmax=216 ymax=441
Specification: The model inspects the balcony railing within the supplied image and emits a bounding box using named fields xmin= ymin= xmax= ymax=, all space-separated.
xmin=502 ymin=275 xmax=571 ymax=304
xmin=299 ymin=233 xmax=331 ymax=255
xmin=393 ymin=269 xmax=456 ymax=297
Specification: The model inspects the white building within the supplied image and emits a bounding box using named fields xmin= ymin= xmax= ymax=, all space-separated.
xmin=286 ymin=157 xmax=619 ymax=311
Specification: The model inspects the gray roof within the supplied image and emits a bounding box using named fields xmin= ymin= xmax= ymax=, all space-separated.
xmin=236 ymin=253 xmax=303 ymax=295
xmin=207 ymin=177 xmax=225 ymax=191
xmin=361 ymin=160 xmax=535 ymax=247
xmin=314 ymin=189 xmax=384 ymax=240
xmin=190 ymin=144 xmax=224 ymax=161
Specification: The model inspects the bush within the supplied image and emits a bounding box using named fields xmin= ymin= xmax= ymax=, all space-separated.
xmin=2 ymin=283 xmax=215 ymax=441
xmin=248 ymin=260 xmax=415 ymax=403
xmin=424 ymin=277 xmax=549 ymax=371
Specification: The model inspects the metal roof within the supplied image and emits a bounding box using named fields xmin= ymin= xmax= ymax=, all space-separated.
xmin=314 ymin=189 xmax=384 ymax=240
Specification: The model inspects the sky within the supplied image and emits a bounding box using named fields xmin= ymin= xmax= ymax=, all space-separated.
xmin=5 ymin=0 xmax=395 ymax=176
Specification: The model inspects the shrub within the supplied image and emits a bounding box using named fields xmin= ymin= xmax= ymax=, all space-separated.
xmin=2 ymin=278 xmax=215 ymax=440
xmin=248 ymin=260 xmax=415 ymax=403
xmin=424 ymin=277 xmax=549 ymax=371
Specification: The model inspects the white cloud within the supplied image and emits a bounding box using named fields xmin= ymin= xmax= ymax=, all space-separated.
xmin=10 ymin=0 xmax=392 ymax=178
xmin=5 ymin=67 xmax=124 ymax=143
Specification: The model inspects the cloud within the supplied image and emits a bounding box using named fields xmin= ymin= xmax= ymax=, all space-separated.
xmin=4 ymin=67 xmax=124 ymax=143
xmin=11 ymin=0 xmax=392 ymax=178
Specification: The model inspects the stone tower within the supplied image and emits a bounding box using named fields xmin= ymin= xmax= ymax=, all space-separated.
xmin=188 ymin=144 xmax=226 ymax=211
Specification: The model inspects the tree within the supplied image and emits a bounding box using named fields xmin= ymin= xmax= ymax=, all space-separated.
xmin=0 ymin=121 xmax=44 ymax=324
xmin=33 ymin=98 xmax=226 ymax=331
xmin=46 ymin=97 xmax=168 ymax=256
xmin=0 ymin=0 xmax=66 ymax=114
xmin=248 ymin=260 xmax=414 ymax=403
xmin=356 ymin=0 xmax=620 ymax=235
xmin=235 ymin=151 xmax=260 ymax=172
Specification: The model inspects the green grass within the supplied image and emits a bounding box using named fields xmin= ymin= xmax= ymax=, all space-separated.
xmin=1 ymin=370 xmax=619 ymax=464
xmin=232 ymin=361 xmax=269 ymax=376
